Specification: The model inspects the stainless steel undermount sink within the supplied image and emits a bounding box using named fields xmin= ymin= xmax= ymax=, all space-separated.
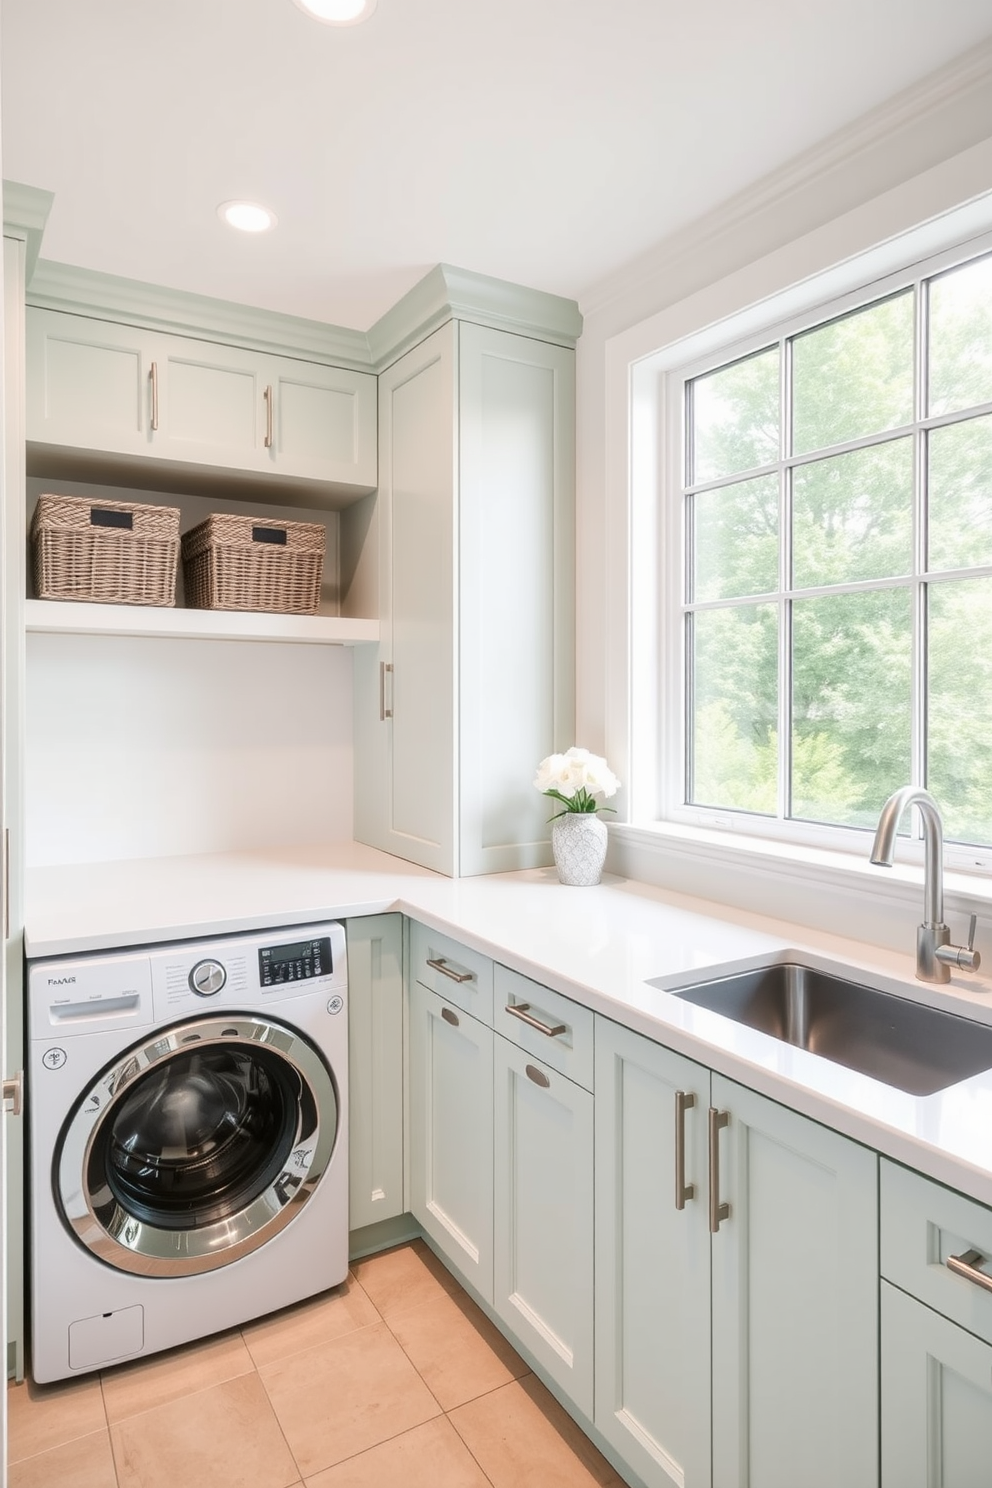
xmin=658 ymin=963 xmax=992 ymax=1097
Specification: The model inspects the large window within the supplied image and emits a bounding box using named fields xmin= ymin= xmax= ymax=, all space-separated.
xmin=676 ymin=246 xmax=992 ymax=850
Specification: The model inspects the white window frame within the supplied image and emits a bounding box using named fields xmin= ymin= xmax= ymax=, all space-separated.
xmin=662 ymin=232 xmax=992 ymax=864
xmin=606 ymin=178 xmax=992 ymax=891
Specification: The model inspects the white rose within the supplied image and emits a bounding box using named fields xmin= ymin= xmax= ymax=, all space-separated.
xmin=534 ymin=753 xmax=570 ymax=794
xmin=535 ymin=747 xmax=620 ymax=799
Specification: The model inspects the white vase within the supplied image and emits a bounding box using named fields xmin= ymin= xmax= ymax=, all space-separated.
xmin=551 ymin=813 xmax=608 ymax=886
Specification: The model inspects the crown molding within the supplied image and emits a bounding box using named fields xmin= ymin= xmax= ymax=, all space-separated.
xmin=25 ymin=257 xmax=582 ymax=373
xmin=368 ymin=263 xmax=583 ymax=369
xmin=26 ymin=260 xmax=376 ymax=370
xmin=2 ymin=181 xmax=55 ymax=282
xmin=580 ymin=37 xmax=992 ymax=322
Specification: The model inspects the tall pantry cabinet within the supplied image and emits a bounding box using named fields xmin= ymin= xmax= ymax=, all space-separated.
xmin=353 ymin=280 xmax=579 ymax=877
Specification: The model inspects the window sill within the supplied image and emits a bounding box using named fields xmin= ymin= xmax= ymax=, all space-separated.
xmin=608 ymin=820 xmax=992 ymax=958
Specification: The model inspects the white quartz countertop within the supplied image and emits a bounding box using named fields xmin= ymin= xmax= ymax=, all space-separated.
xmin=25 ymin=841 xmax=992 ymax=1208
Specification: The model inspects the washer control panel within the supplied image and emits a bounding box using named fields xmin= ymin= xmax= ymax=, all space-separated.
xmin=259 ymin=936 xmax=332 ymax=988
xmin=29 ymin=920 xmax=347 ymax=1030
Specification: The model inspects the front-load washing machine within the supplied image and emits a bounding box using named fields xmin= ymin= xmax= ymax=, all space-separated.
xmin=28 ymin=920 xmax=348 ymax=1383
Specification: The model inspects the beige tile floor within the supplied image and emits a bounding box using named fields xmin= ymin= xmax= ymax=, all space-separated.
xmin=7 ymin=1240 xmax=627 ymax=1488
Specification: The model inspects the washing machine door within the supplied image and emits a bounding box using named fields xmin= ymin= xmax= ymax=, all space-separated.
xmin=56 ymin=1014 xmax=338 ymax=1277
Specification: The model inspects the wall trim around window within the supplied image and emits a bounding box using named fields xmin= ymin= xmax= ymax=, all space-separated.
xmin=602 ymin=136 xmax=992 ymax=956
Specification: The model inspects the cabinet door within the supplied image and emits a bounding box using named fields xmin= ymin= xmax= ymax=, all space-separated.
xmin=354 ymin=326 xmax=456 ymax=872
xmin=882 ymin=1279 xmax=992 ymax=1487
xmin=458 ymin=323 xmax=574 ymax=876
xmin=26 ymin=307 xmax=154 ymax=455
xmin=157 ymin=334 xmax=264 ymax=468
xmin=408 ymin=981 xmax=493 ymax=1302
xmin=268 ymin=356 xmax=376 ymax=491
xmin=594 ymin=1018 xmax=711 ymax=1488
xmin=346 ymin=915 xmax=404 ymax=1233
xmin=710 ymin=1075 xmax=878 ymax=1488
xmin=493 ymin=1033 xmax=594 ymax=1416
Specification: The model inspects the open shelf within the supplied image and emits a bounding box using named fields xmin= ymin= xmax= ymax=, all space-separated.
xmin=25 ymin=599 xmax=379 ymax=646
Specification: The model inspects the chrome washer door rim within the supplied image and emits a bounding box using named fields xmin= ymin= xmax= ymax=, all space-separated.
xmin=56 ymin=1014 xmax=338 ymax=1277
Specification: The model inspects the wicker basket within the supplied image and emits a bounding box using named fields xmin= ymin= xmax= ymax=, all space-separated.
xmin=31 ymin=494 xmax=180 ymax=607
xmin=181 ymin=513 xmax=326 ymax=615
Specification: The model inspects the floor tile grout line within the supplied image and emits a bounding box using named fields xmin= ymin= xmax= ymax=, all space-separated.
xmin=5 ymin=1422 xmax=120 ymax=1481
xmin=443 ymin=1402 xmax=500 ymax=1488
xmin=242 ymin=1313 xmax=385 ymax=1378
xmin=253 ymin=1359 xmax=307 ymax=1487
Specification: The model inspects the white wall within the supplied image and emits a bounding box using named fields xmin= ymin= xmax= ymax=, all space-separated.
xmin=26 ymin=632 xmax=354 ymax=865
xmin=573 ymin=43 xmax=992 ymax=951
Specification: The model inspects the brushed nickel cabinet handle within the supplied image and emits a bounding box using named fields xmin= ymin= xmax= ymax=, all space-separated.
xmin=708 ymin=1107 xmax=730 ymax=1233
xmin=675 ymin=1090 xmax=696 ymax=1210
xmin=264 ymin=384 xmax=274 ymax=448
xmin=427 ymin=956 xmax=473 ymax=985
xmin=947 ymin=1248 xmax=992 ymax=1295
xmin=379 ymin=661 xmax=393 ymax=720
xmin=525 ymin=1063 xmax=551 ymax=1088
xmin=440 ymin=1005 xmax=460 ymax=1028
xmin=149 ymin=362 xmax=159 ymax=431
xmin=505 ymin=1002 xmax=567 ymax=1038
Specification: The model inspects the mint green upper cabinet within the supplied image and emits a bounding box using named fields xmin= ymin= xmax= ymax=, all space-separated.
xmin=595 ymin=1018 xmax=712 ymax=1488
xmin=710 ymin=1074 xmax=878 ymax=1488
xmin=26 ymin=307 xmax=377 ymax=496
xmin=26 ymin=309 xmax=150 ymax=456
xmin=354 ymin=318 xmax=574 ymax=877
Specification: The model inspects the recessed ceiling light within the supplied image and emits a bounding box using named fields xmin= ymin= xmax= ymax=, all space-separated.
xmin=292 ymin=0 xmax=377 ymax=24
xmin=217 ymin=201 xmax=277 ymax=234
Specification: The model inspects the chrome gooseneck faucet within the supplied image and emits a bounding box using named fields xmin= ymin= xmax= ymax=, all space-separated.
xmin=870 ymin=786 xmax=981 ymax=984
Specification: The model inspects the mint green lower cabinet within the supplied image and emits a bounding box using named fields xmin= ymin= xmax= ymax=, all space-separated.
xmin=594 ymin=1018 xmax=712 ymax=1488
xmin=409 ymin=981 xmax=494 ymax=1303
xmin=346 ymin=915 xmax=404 ymax=1232
xmin=710 ymin=1074 xmax=878 ymax=1488
xmin=493 ymin=1034 xmax=594 ymax=1417
xmin=881 ymin=1280 xmax=992 ymax=1487
xmin=595 ymin=1022 xmax=878 ymax=1488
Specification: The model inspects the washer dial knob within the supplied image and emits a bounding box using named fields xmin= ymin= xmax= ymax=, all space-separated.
xmin=189 ymin=959 xmax=226 ymax=996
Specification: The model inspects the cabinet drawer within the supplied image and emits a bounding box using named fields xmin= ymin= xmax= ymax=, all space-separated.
xmin=409 ymin=921 xmax=493 ymax=1024
xmin=494 ymin=965 xmax=593 ymax=1091
xmin=881 ymin=1159 xmax=992 ymax=1345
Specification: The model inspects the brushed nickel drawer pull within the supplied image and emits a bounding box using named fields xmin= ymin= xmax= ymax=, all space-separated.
xmin=675 ymin=1090 xmax=696 ymax=1210
xmin=525 ymin=1064 xmax=550 ymax=1088
xmin=149 ymin=361 xmax=159 ymax=431
xmin=947 ymin=1248 xmax=992 ymax=1295
xmin=440 ymin=1005 xmax=460 ymax=1028
xmin=505 ymin=1002 xmax=567 ymax=1038
xmin=426 ymin=956 xmax=473 ymax=984
xmin=708 ymin=1107 xmax=730 ymax=1233
xmin=379 ymin=661 xmax=393 ymax=720
xmin=264 ymin=384 xmax=274 ymax=448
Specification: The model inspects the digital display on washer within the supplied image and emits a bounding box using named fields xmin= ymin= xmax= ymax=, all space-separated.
xmin=259 ymin=936 xmax=332 ymax=987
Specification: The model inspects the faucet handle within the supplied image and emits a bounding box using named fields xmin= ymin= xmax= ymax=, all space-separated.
xmin=935 ymin=914 xmax=982 ymax=974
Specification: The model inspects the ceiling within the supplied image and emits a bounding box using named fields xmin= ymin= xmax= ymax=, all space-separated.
xmin=3 ymin=0 xmax=992 ymax=331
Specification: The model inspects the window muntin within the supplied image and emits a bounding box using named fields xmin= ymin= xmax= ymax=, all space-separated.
xmin=680 ymin=247 xmax=992 ymax=850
